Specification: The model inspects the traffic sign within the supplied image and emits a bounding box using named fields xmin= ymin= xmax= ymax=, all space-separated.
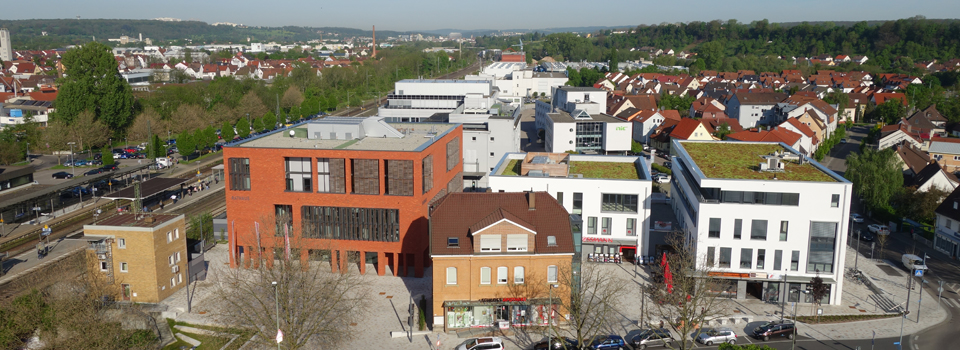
xmin=914 ymin=269 xmax=924 ymax=277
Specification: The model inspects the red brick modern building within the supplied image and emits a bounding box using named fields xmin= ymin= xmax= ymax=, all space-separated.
xmin=223 ymin=117 xmax=463 ymax=277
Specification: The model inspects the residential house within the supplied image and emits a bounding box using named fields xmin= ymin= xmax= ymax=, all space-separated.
xmin=725 ymin=92 xmax=787 ymax=129
xmin=670 ymin=140 xmax=852 ymax=305
xmin=779 ymin=118 xmax=819 ymax=156
xmin=627 ymin=109 xmax=681 ymax=144
xmin=726 ymin=127 xmax=803 ymax=151
xmin=895 ymin=144 xmax=933 ymax=177
xmin=877 ymin=124 xmax=924 ymax=151
xmin=430 ymin=191 xmax=576 ymax=331
xmin=905 ymin=105 xmax=948 ymax=137
xmin=907 ymin=161 xmax=958 ymax=192
xmin=929 ymin=137 xmax=960 ymax=173
xmin=650 ymin=118 xmax=717 ymax=152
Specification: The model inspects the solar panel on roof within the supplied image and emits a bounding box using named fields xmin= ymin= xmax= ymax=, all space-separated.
xmin=531 ymin=156 xmax=549 ymax=164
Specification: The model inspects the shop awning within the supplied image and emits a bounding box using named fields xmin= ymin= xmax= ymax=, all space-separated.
xmin=443 ymin=298 xmax=555 ymax=307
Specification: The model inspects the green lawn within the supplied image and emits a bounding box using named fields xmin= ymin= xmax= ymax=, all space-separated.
xmin=502 ymin=159 xmax=521 ymax=175
xmin=681 ymin=142 xmax=836 ymax=182
xmin=568 ymin=161 xmax=640 ymax=180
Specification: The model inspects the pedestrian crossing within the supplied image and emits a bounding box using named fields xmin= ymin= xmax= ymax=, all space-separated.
xmin=940 ymin=298 xmax=960 ymax=308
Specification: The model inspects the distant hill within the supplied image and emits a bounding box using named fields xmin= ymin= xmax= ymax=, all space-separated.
xmin=0 ymin=19 xmax=415 ymax=49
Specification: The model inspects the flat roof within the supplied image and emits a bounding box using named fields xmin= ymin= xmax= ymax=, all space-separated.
xmin=548 ymin=110 xmax=625 ymax=123
xmin=558 ymin=86 xmax=605 ymax=92
xmin=234 ymin=122 xmax=458 ymax=151
xmin=497 ymin=153 xmax=646 ymax=180
xmin=103 ymin=177 xmax=188 ymax=200
xmin=678 ymin=141 xmax=839 ymax=182
xmin=398 ymin=79 xmax=489 ymax=84
xmin=568 ymin=161 xmax=642 ymax=180
xmin=90 ymin=213 xmax=182 ymax=229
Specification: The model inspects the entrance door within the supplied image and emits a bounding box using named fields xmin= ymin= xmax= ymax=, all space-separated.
xmin=620 ymin=247 xmax=636 ymax=263
xmin=121 ymin=284 xmax=131 ymax=301
xmin=746 ymin=281 xmax=764 ymax=300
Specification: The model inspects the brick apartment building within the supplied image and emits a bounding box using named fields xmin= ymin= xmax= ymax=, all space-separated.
xmin=430 ymin=192 xmax=576 ymax=331
xmin=84 ymin=213 xmax=188 ymax=303
xmin=223 ymin=117 xmax=463 ymax=278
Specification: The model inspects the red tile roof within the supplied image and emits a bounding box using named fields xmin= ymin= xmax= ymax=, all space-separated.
xmin=670 ymin=118 xmax=710 ymax=139
xmin=727 ymin=128 xmax=802 ymax=146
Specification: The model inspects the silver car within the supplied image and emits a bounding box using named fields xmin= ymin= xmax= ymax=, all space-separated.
xmin=695 ymin=327 xmax=737 ymax=346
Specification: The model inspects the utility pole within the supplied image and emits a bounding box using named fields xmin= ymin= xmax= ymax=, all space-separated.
xmin=854 ymin=229 xmax=861 ymax=272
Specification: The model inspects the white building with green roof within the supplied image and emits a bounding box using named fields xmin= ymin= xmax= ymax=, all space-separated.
xmin=670 ymin=140 xmax=852 ymax=306
xmin=488 ymin=152 xmax=654 ymax=260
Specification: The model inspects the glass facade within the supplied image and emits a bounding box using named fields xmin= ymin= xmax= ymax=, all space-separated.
xmin=445 ymin=302 xmax=558 ymax=329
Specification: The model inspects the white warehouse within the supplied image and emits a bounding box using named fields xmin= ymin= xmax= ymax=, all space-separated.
xmin=489 ymin=152 xmax=654 ymax=260
xmin=670 ymin=140 xmax=852 ymax=306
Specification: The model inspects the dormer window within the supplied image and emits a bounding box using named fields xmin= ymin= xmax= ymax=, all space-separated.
xmin=547 ymin=236 xmax=557 ymax=246
xmin=479 ymin=235 xmax=501 ymax=252
xmin=507 ymin=234 xmax=528 ymax=251
xmin=447 ymin=237 xmax=459 ymax=248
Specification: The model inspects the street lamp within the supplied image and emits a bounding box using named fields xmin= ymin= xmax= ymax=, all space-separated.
xmin=67 ymin=142 xmax=76 ymax=176
xmin=272 ymin=281 xmax=281 ymax=350
xmin=791 ymin=289 xmax=809 ymax=350
xmin=25 ymin=142 xmax=29 ymax=162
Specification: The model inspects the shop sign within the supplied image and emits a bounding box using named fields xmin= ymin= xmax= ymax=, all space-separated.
xmin=654 ymin=221 xmax=672 ymax=230
xmin=708 ymin=272 xmax=751 ymax=278
xmin=582 ymin=237 xmax=614 ymax=243
xmin=479 ymin=297 xmax=527 ymax=302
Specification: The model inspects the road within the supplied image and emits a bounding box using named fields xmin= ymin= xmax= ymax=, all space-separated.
xmin=820 ymin=125 xmax=870 ymax=176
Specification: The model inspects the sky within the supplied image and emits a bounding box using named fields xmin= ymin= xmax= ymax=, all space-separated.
xmin=2 ymin=0 xmax=959 ymax=32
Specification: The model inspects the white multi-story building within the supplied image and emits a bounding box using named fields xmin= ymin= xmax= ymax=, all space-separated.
xmin=535 ymin=86 xmax=632 ymax=154
xmin=670 ymin=140 xmax=852 ymax=305
xmin=467 ymin=62 xmax=569 ymax=104
xmin=489 ymin=152 xmax=653 ymax=260
xmin=381 ymin=79 xmax=500 ymax=122
xmin=934 ymin=188 xmax=960 ymax=259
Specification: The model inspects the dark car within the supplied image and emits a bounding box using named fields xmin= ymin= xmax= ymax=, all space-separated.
xmin=84 ymin=168 xmax=104 ymax=176
xmin=101 ymin=164 xmax=119 ymax=171
xmin=51 ymin=171 xmax=73 ymax=179
xmin=752 ymin=321 xmax=796 ymax=341
xmin=631 ymin=329 xmax=673 ymax=349
xmin=586 ymin=335 xmax=626 ymax=350
xmin=93 ymin=153 xmax=103 ymax=160
xmin=854 ymin=230 xmax=875 ymax=242
xmin=69 ymin=186 xmax=91 ymax=197
xmin=532 ymin=337 xmax=577 ymax=350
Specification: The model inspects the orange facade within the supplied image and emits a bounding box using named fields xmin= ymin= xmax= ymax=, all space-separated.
xmin=223 ymin=126 xmax=463 ymax=278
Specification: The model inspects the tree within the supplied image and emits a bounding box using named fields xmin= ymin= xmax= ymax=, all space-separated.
xmin=101 ymin=146 xmax=115 ymax=165
xmin=54 ymin=41 xmax=135 ymax=131
xmin=262 ymin=112 xmax=277 ymax=132
xmin=715 ymin=122 xmax=733 ymax=140
xmin=236 ymin=117 xmax=251 ymax=139
xmin=565 ymin=67 xmax=581 ymax=86
xmin=252 ymin=117 xmax=265 ymax=134
xmin=127 ymin=110 xmax=165 ymax=143
xmin=149 ymin=134 xmax=165 ymax=159
xmin=213 ymin=215 xmax=369 ymax=350
xmin=608 ymin=48 xmax=620 ymax=72
xmin=237 ymin=91 xmax=269 ymax=123
xmin=649 ymin=234 xmax=729 ymax=350
xmin=871 ymin=99 xmax=906 ymax=124
xmin=549 ymin=265 xmax=629 ymax=348
xmin=808 ymin=274 xmax=828 ymax=321
xmin=176 ymin=131 xmax=196 ymax=158
xmin=631 ymin=141 xmax=645 ymax=155
xmin=221 ymin=121 xmax=235 ymax=142
xmin=171 ymin=104 xmax=207 ymax=134
xmin=893 ymin=187 xmax=950 ymax=224
xmin=844 ymin=148 xmax=903 ymax=213
xmin=876 ymin=233 xmax=890 ymax=261
xmin=281 ymin=86 xmax=305 ymax=111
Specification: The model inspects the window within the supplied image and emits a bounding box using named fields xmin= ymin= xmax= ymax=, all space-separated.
xmin=285 ymin=157 xmax=312 ymax=192
xmin=774 ymin=250 xmax=783 ymax=270
xmin=808 ymin=222 xmax=838 ymax=273
xmin=791 ymin=251 xmax=800 ymax=271
xmin=316 ymin=158 xmax=346 ymax=193
xmin=751 ymin=220 xmax=768 ymax=240
xmin=472 ymin=137 xmax=476 ymax=141
xmin=556 ymin=192 xmax=564 ymax=206
xmin=228 ymin=158 xmax=251 ymax=191
xmin=168 ymin=255 xmax=175 ymax=265
xmin=120 ymin=262 xmax=128 ymax=272
xmin=480 ymin=267 xmax=491 ymax=285
xmin=626 ymin=218 xmax=637 ymax=236
xmin=572 ymin=193 xmax=583 ymax=214
xmin=385 ymin=160 xmax=414 ymax=196
xmin=547 ymin=265 xmax=558 ymax=283
xmin=480 ymin=235 xmax=501 ymax=252
xmin=167 ymin=232 xmax=173 ymax=242
xmin=601 ymin=193 xmax=639 ymax=213
xmin=507 ymin=234 xmax=528 ymax=251
xmin=177 ymin=273 xmax=182 ymax=284
xmin=422 ymin=155 xmax=434 ymax=193
xmin=740 ymin=248 xmax=753 ymax=269
xmin=587 ymin=217 xmax=597 ymax=235
xmin=547 ymin=236 xmax=557 ymax=246
xmin=719 ymin=248 xmax=732 ymax=268
xmin=733 ymin=219 xmax=742 ymax=239
xmin=489 ymin=152 xmax=494 ymax=157
xmin=446 ymin=136 xmax=461 ymax=171
xmin=99 ymin=261 xmax=108 ymax=271
xmin=721 ymin=191 xmax=799 ymax=206
xmin=514 ymin=266 xmax=524 ymax=284
xmin=446 ymin=267 xmax=457 ymax=285
xmin=489 ymin=137 xmax=495 ymax=141
xmin=301 ymin=206 xmax=400 ymax=241
xmin=757 ymin=249 xmax=766 ymax=269
xmin=779 ymin=221 xmax=789 ymax=241
xmin=117 ymin=238 xmax=126 ymax=249
xmin=175 ymin=252 xmax=181 ymax=263
xmin=351 ymin=159 xmax=380 ymax=195
xmin=447 ymin=237 xmax=459 ymax=248
xmin=708 ymin=218 xmax=721 ymax=238
xmin=175 ymin=229 xmax=179 ymax=239
xmin=171 ymin=278 xmax=176 ymax=287
xmin=601 ymin=217 xmax=612 ymax=235
xmin=498 ymin=266 xmax=508 ymax=284
xmin=275 ymin=205 xmax=293 ymax=236
xmin=831 ymin=194 xmax=840 ymax=208
xmin=706 ymin=247 xmax=715 ymax=267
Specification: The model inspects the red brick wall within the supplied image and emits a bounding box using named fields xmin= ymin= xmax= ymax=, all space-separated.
xmin=223 ymin=126 xmax=463 ymax=276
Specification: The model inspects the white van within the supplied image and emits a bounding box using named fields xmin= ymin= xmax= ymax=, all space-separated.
xmin=902 ymin=254 xmax=928 ymax=271
xmin=156 ymin=157 xmax=171 ymax=168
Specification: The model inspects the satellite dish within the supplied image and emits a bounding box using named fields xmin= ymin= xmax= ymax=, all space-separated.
xmin=289 ymin=130 xmax=295 ymax=138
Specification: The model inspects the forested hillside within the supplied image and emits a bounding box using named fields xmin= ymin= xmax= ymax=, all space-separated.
xmin=0 ymin=19 xmax=411 ymax=49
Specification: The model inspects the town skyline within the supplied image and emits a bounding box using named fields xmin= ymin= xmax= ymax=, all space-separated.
xmin=1 ymin=0 xmax=958 ymax=32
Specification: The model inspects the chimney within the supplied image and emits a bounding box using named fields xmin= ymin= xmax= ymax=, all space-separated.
xmin=372 ymin=25 xmax=376 ymax=58
xmin=527 ymin=192 xmax=536 ymax=210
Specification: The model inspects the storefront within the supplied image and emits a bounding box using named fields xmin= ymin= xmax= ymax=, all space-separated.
xmin=934 ymin=229 xmax=960 ymax=258
xmin=707 ymin=272 xmax=835 ymax=305
xmin=443 ymin=298 xmax=559 ymax=330
xmin=582 ymin=237 xmax=637 ymax=263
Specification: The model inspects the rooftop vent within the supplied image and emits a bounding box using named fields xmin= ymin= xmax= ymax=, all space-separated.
xmin=759 ymin=156 xmax=785 ymax=172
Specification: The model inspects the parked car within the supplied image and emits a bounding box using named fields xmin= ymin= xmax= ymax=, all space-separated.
xmin=456 ymin=337 xmax=504 ymax=350
xmin=902 ymin=254 xmax=928 ymax=271
xmin=850 ymin=213 xmax=864 ymax=223
xmin=868 ymin=224 xmax=890 ymax=235
xmin=854 ymin=230 xmax=875 ymax=242
xmin=840 ymin=138 xmax=847 ymax=144
xmin=51 ymin=171 xmax=73 ymax=179
xmin=101 ymin=164 xmax=119 ymax=171
xmin=752 ymin=321 xmax=796 ymax=341
xmin=654 ymin=174 xmax=671 ymax=183
xmin=69 ymin=186 xmax=91 ymax=197
xmin=84 ymin=168 xmax=104 ymax=176
xmin=532 ymin=337 xmax=578 ymax=350
xmin=695 ymin=328 xmax=737 ymax=345
xmin=585 ymin=335 xmax=626 ymax=349
xmin=93 ymin=153 xmax=103 ymax=160
xmin=631 ymin=328 xmax=673 ymax=349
